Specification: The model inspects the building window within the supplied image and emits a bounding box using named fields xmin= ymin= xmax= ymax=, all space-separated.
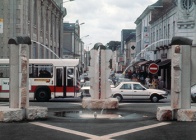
xmin=50 ymin=46 xmax=53 ymax=59
xmin=33 ymin=0 xmax=37 ymax=26
xmin=51 ymin=13 xmax=53 ymax=38
xmin=181 ymin=0 xmax=193 ymax=10
xmin=33 ymin=43 xmax=37 ymax=59
xmin=28 ymin=0 xmax=31 ymax=21
xmin=168 ymin=24 xmax=170 ymax=39
xmin=46 ymin=45 xmax=49 ymax=58
xmin=173 ymin=21 xmax=175 ymax=36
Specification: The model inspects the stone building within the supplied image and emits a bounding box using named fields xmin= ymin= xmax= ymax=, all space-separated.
xmin=0 ymin=0 xmax=66 ymax=59
xmin=63 ymin=21 xmax=85 ymax=73
xmin=134 ymin=0 xmax=196 ymax=89
xmin=124 ymin=33 xmax=136 ymax=69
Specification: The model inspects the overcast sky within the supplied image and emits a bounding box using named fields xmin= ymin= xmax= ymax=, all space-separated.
xmin=63 ymin=0 xmax=157 ymax=50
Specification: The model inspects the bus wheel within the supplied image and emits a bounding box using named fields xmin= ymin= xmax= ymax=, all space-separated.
xmin=35 ymin=88 xmax=49 ymax=102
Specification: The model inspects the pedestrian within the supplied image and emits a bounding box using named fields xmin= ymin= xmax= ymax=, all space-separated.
xmin=152 ymin=76 xmax=159 ymax=89
xmin=145 ymin=76 xmax=150 ymax=88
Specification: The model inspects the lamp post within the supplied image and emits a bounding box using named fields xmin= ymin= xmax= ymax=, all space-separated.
xmin=84 ymin=43 xmax=92 ymax=70
xmin=73 ymin=22 xmax=86 ymax=59
xmin=58 ymin=0 xmax=74 ymax=58
xmin=81 ymin=35 xmax=89 ymax=39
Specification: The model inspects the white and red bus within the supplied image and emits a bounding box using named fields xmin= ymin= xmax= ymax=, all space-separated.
xmin=0 ymin=59 xmax=80 ymax=101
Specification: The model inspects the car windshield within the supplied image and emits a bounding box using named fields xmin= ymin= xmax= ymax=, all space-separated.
xmin=83 ymin=81 xmax=90 ymax=87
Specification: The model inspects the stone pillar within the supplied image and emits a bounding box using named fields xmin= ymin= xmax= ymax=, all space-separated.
xmin=8 ymin=36 xmax=31 ymax=109
xmin=157 ymin=36 xmax=194 ymax=121
xmin=171 ymin=37 xmax=192 ymax=110
xmin=9 ymin=44 xmax=19 ymax=108
xmin=82 ymin=43 xmax=118 ymax=109
xmin=88 ymin=43 xmax=112 ymax=99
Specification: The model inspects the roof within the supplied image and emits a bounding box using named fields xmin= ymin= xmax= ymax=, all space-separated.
xmin=157 ymin=59 xmax=171 ymax=67
xmin=0 ymin=59 xmax=80 ymax=67
xmin=125 ymin=33 xmax=136 ymax=43
xmin=150 ymin=0 xmax=176 ymax=24
xmin=135 ymin=0 xmax=176 ymax=25
xmin=121 ymin=29 xmax=136 ymax=41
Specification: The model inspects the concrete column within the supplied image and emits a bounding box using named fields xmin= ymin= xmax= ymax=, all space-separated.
xmin=8 ymin=36 xmax=31 ymax=109
xmin=9 ymin=45 xmax=19 ymax=108
xmin=171 ymin=37 xmax=192 ymax=119
xmin=181 ymin=45 xmax=191 ymax=109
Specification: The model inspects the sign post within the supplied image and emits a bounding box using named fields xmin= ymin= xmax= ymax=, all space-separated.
xmin=148 ymin=63 xmax=159 ymax=74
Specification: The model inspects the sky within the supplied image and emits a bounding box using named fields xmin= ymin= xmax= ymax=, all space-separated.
xmin=63 ymin=0 xmax=158 ymax=50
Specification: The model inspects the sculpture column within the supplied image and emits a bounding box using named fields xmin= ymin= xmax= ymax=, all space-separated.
xmin=8 ymin=36 xmax=31 ymax=108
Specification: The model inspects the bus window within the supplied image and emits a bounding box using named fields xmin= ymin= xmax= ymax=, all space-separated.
xmin=0 ymin=64 xmax=10 ymax=78
xmin=56 ymin=68 xmax=62 ymax=86
xmin=67 ymin=68 xmax=74 ymax=87
xmin=29 ymin=64 xmax=53 ymax=78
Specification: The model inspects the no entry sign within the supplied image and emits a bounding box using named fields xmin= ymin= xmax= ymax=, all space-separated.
xmin=148 ymin=63 xmax=159 ymax=74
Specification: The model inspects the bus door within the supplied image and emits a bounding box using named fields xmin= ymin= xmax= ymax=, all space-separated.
xmin=54 ymin=67 xmax=64 ymax=98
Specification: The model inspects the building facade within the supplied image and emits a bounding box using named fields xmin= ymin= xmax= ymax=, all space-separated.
xmin=134 ymin=0 xmax=196 ymax=89
xmin=62 ymin=21 xmax=84 ymax=73
xmin=0 ymin=0 xmax=65 ymax=59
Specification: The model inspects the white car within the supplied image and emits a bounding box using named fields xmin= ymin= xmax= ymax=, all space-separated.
xmin=111 ymin=81 xmax=168 ymax=102
xmin=80 ymin=81 xmax=91 ymax=98
xmin=80 ymin=80 xmax=115 ymax=98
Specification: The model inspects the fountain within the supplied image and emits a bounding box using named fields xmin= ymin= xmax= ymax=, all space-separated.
xmin=81 ymin=43 xmax=119 ymax=110
xmin=31 ymin=40 xmax=60 ymax=59
xmin=0 ymin=36 xmax=47 ymax=122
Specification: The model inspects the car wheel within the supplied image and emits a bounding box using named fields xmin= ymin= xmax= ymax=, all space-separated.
xmin=35 ymin=88 xmax=49 ymax=102
xmin=81 ymin=92 xmax=84 ymax=99
xmin=191 ymin=96 xmax=196 ymax=103
xmin=114 ymin=94 xmax=122 ymax=102
xmin=150 ymin=95 xmax=159 ymax=103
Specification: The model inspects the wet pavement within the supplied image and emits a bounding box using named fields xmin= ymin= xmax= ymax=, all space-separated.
xmin=1 ymin=98 xmax=196 ymax=140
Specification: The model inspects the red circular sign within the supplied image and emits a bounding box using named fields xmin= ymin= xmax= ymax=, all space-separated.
xmin=148 ymin=63 xmax=159 ymax=74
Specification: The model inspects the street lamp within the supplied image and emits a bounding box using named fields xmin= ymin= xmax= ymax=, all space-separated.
xmin=80 ymin=22 xmax=85 ymax=26
xmin=73 ymin=22 xmax=86 ymax=59
xmin=81 ymin=35 xmax=89 ymax=39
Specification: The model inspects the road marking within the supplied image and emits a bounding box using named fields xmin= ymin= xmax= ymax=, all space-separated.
xmin=99 ymin=122 xmax=170 ymax=139
xmin=30 ymin=122 xmax=100 ymax=139
xmin=30 ymin=122 xmax=170 ymax=140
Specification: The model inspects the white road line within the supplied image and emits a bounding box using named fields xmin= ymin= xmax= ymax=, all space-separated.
xmin=100 ymin=122 xmax=170 ymax=139
xmin=30 ymin=122 xmax=170 ymax=140
xmin=30 ymin=122 xmax=100 ymax=139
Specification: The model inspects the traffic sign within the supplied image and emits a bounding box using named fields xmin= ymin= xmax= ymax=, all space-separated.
xmin=148 ymin=63 xmax=159 ymax=74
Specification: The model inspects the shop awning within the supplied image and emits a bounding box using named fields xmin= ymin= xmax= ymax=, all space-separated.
xmin=145 ymin=60 xmax=155 ymax=66
xmin=154 ymin=59 xmax=161 ymax=64
xmin=137 ymin=61 xmax=148 ymax=67
xmin=157 ymin=59 xmax=171 ymax=67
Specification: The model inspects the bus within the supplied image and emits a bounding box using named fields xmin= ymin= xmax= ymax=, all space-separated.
xmin=0 ymin=59 xmax=80 ymax=101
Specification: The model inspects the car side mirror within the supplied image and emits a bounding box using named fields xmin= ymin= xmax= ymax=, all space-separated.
xmin=143 ymin=88 xmax=146 ymax=90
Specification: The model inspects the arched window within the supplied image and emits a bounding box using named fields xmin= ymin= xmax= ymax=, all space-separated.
xmin=181 ymin=0 xmax=193 ymax=10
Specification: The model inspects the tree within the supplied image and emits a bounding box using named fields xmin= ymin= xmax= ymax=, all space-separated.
xmin=106 ymin=41 xmax=121 ymax=51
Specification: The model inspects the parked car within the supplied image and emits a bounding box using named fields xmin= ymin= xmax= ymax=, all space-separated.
xmin=80 ymin=81 xmax=90 ymax=98
xmin=191 ymin=84 xmax=196 ymax=102
xmin=80 ymin=80 xmax=115 ymax=98
xmin=115 ymin=78 xmax=131 ymax=85
xmin=111 ymin=81 xmax=168 ymax=102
